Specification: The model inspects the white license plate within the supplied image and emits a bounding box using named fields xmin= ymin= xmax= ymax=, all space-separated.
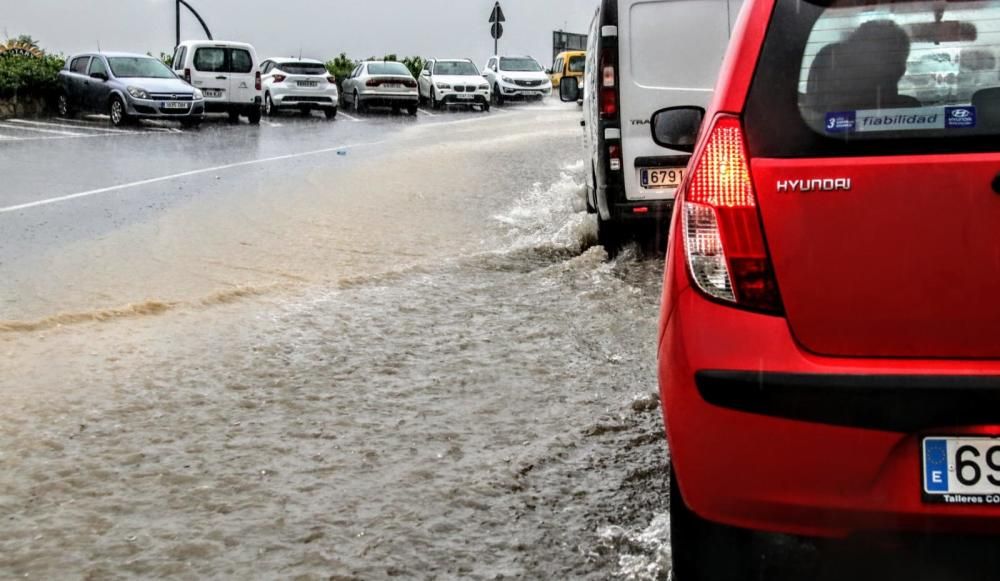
xmin=456 ymin=94 xmax=474 ymax=100
xmin=298 ymin=81 xmax=319 ymax=87
xmin=163 ymin=102 xmax=188 ymax=109
xmin=383 ymin=84 xmax=403 ymax=90
xmin=204 ymin=89 xmax=223 ymax=98
xmin=640 ymin=167 xmax=686 ymax=189
xmin=923 ymin=437 xmax=1000 ymax=503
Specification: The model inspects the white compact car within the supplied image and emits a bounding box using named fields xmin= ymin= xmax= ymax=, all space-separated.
xmin=260 ymin=58 xmax=338 ymax=119
xmin=341 ymin=61 xmax=419 ymax=116
xmin=482 ymin=55 xmax=552 ymax=106
xmin=417 ymin=59 xmax=490 ymax=112
xmin=172 ymin=40 xmax=262 ymax=124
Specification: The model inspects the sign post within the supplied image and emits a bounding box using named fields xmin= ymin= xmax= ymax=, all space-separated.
xmin=489 ymin=2 xmax=506 ymax=55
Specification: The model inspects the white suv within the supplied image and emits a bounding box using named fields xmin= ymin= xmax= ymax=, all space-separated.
xmin=172 ymin=40 xmax=262 ymax=124
xmin=260 ymin=58 xmax=339 ymax=119
xmin=482 ymin=55 xmax=552 ymax=106
xmin=417 ymin=59 xmax=490 ymax=112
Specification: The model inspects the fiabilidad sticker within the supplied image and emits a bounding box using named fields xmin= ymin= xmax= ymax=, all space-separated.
xmin=825 ymin=106 xmax=976 ymax=133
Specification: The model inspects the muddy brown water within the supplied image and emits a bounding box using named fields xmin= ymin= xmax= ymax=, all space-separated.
xmin=1 ymin=109 xmax=674 ymax=580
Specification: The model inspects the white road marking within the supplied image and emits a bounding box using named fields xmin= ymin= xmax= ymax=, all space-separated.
xmin=417 ymin=108 xmax=437 ymax=117
xmin=338 ymin=111 xmax=362 ymax=123
xmin=6 ymin=118 xmax=135 ymax=134
xmin=0 ymin=122 xmax=82 ymax=137
xmin=0 ymin=139 xmax=386 ymax=215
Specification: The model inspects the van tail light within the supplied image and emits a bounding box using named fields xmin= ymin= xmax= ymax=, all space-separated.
xmin=608 ymin=143 xmax=622 ymax=172
xmin=599 ymin=50 xmax=617 ymax=119
xmin=184 ymin=68 xmax=192 ymax=84
xmin=255 ymin=71 xmax=262 ymax=91
xmin=681 ymin=115 xmax=783 ymax=314
xmin=272 ymin=74 xmax=286 ymax=83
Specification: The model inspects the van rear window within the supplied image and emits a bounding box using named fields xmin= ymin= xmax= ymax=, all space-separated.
xmin=745 ymin=0 xmax=1000 ymax=157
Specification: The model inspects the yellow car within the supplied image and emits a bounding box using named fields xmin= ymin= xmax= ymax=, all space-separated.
xmin=549 ymin=51 xmax=586 ymax=89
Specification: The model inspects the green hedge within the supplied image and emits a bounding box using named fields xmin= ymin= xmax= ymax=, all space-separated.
xmin=0 ymin=54 xmax=65 ymax=99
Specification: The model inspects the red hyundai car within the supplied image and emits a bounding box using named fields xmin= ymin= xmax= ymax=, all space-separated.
xmin=657 ymin=0 xmax=1000 ymax=577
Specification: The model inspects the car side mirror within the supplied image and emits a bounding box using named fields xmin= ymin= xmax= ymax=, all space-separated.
xmin=90 ymin=72 xmax=108 ymax=81
xmin=421 ymin=70 xmax=430 ymax=76
xmin=559 ymin=77 xmax=580 ymax=103
xmin=651 ymin=106 xmax=705 ymax=153
xmin=545 ymin=68 xmax=553 ymax=75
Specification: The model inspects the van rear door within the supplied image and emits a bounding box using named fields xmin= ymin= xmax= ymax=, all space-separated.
xmin=618 ymin=0 xmax=739 ymax=201
xmin=191 ymin=46 xmax=229 ymax=103
xmin=228 ymin=47 xmax=257 ymax=107
xmin=744 ymin=0 xmax=1000 ymax=358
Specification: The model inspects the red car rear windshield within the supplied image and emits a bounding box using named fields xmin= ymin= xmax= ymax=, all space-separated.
xmin=745 ymin=0 xmax=1000 ymax=157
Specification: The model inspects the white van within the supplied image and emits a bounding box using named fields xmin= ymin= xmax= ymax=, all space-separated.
xmin=172 ymin=40 xmax=262 ymax=124
xmin=562 ymin=0 xmax=742 ymax=253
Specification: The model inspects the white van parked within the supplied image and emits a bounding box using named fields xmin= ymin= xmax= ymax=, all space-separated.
xmin=172 ymin=40 xmax=262 ymax=124
xmin=561 ymin=0 xmax=742 ymax=253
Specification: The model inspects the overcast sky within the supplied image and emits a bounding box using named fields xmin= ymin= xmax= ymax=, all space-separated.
xmin=2 ymin=0 xmax=596 ymax=68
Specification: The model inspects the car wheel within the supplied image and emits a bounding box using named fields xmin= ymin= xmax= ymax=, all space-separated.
xmin=482 ymin=102 xmax=490 ymax=113
xmin=354 ymin=91 xmax=366 ymax=114
xmin=57 ymin=93 xmax=74 ymax=118
xmin=597 ymin=213 xmax=622 ymax=257
xmin=109 ymin=95 xmax=131 ymax=127
xmin=407 ymin=104 xmax=418 ymax=116
xmin=248 ymin=107 xmax=262 ymax=125
xmin=430 ymin=89 xmax=440 ymax=110
xmin=264 ymin=94 xmax=277 ymax=117
xmin=325 ymin=107 xmax=338 ymax=120
xmin=669 ymin=466 xmax=758 ymax=580
xmin=492 ymin=84 xmax=504 ymax=106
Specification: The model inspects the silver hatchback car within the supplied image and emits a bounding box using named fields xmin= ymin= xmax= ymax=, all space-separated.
xmin=58 ymin=52 xmax=206 ymax=128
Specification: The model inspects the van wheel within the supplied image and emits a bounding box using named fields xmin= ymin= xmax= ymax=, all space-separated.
xmin=109 ymin=95 xmax=131 ymax=127
xmin=670 ymin=465 xmax=758 ymax=580
xmin=248 ymin=107 xmax=262 ymax=125
xmin=597 ymin=214 xmax=622 ymax=257
xmin=57 ymin=93 xmax=75 ymax=118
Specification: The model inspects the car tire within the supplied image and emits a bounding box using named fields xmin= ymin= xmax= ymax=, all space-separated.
xmin=597 ymin=213 xmax=622 ymax=257
xmin=57 ymin=92 xmax=75 ymax=119
xmin=325 ymin=107 xmax=338 ymax=120
xmin=669 ymin=466 xmax=758 ymax=581
xmin=482 ymin=102 xmax=490 ymax=113
xmin=354 ymin=91 xmax=366 ymax=114
xmin=109 ymin=95 xmax=131 ymax=128
xmin=430 ymin=89 xmax=440 ymax=110
xmin=265 ymin=94 xmax=277 ymax=117
xmin=492 ymin=84 xmax=504 ymax=106
xmin=248 ymin=107 xmax=262 ymax=125
xmin=407 ymin=104 xmax=418 ymax=116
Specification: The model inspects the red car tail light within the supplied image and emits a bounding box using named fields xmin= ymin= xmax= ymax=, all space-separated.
xmin=327 ymin=76 xmax=337 ymax=84
xmin=255 ymin=71 xmax=262 ymax=91
xmin=682 ymin=115 xmax=782 ymax=314
xmin=367 ymin=78 xmax=380 ymax=87
xmin=404 ymin=79 xmax=417 ymax=88
xmin=272 ymin=74 xmax=287 ymax=83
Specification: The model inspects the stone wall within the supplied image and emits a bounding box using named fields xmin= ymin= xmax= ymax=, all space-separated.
xmin=0 ymin=95 xmax=49 ymax=119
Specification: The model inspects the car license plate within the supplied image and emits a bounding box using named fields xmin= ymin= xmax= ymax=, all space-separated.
xmin=298 ymin=81 xmax=319 ymax=88
xmin=456 ymin=94 xmax=474 ymax=100
xmin=383 ymin=84 xmax=403 ymax=90
xmin=163 ymin=102 xmax=188 ymax=109
xmin=204 ymin=89 xmax=223 ymax=98
xmin=640 ymin=167 xmax=686 ymax=189
xmin=923 ymin=437 xmax=1000 ymax=504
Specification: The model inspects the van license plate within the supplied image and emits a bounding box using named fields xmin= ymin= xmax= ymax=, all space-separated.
xmin=640 ymin=167 xmax=686 ymax=189
xmin=204 ymin=89 xmax=223 ymax=98
xmin=923 ymin=438 xmax=1000 ymax=504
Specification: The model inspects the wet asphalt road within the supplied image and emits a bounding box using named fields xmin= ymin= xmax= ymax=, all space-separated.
xmin=0 ymin=102 xmax=678 ymax=579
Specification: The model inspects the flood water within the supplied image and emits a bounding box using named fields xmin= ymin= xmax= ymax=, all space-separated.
xmin=1 ymin=109 xmax=675 ymax=580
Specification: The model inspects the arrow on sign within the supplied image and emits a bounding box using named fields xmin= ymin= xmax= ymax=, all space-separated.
xmin=489 ymin=2 xmax=506 ymax=23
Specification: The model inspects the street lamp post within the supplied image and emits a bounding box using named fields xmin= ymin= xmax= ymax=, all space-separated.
xmin=175 ymin=0 xmax=214 ymax=48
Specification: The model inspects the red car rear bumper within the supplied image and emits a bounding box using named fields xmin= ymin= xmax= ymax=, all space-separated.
xmin=659 ymin=288 xmax=1000 ymax=538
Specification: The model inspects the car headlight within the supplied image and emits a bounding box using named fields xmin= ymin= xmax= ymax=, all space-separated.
xmin=127 ymin=86 xmax=149 ymax=100
xmin=501 ymin=76 xmax=514 ymax=84
xmin=479 ymin=84 xmax=489 ymax=91
xmin=193 ymin=88 xmax=204 ymax=100
xmin=436 ymin=83 xmax=451 ymax=90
